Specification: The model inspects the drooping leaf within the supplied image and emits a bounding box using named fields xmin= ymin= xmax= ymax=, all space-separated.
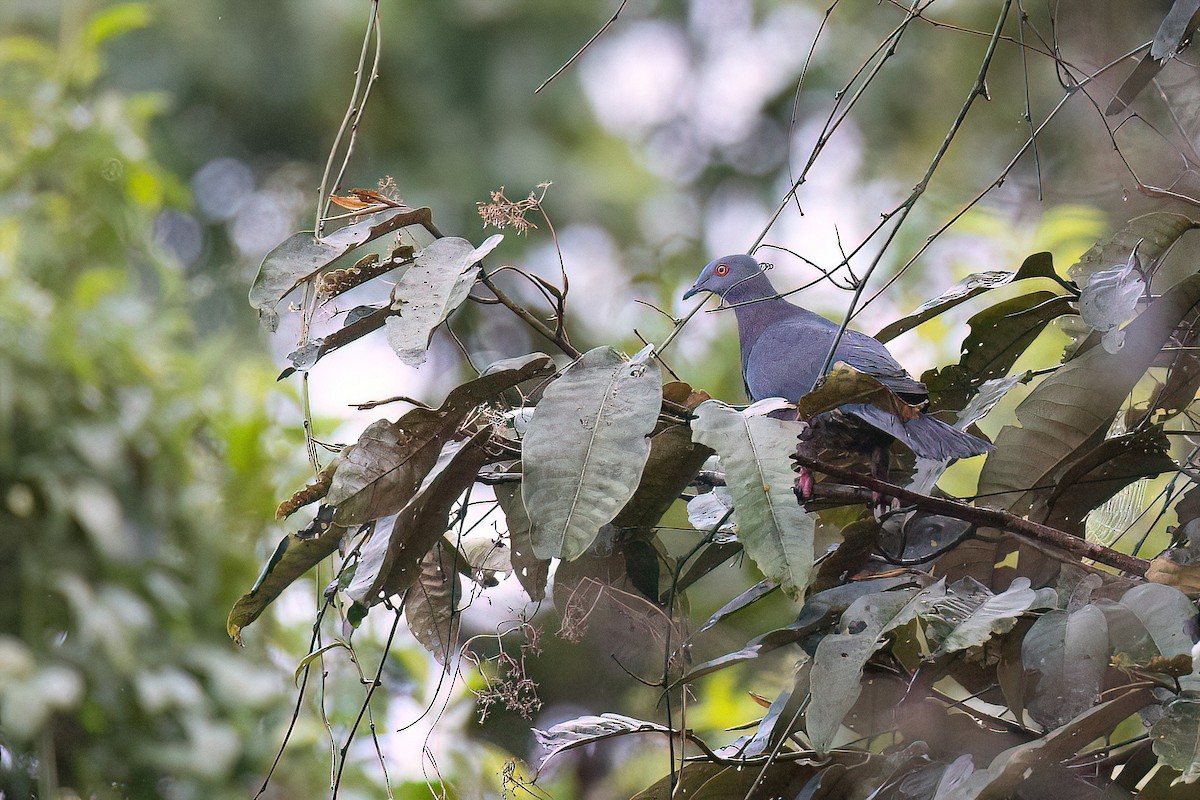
xmin=611 ymin=409 xmax=713 ymax=533
xmin=923 ymin=292 xmax=1074 ymax=416
xmin=227 ymin=510 xmax=347 ymax=642
xmin=494 ymin=473 xmax=549 ymax=601
xmin=875 ymin=252 xmax=1064 ymax=343
xmin=923 ymin=577 xmax=1037 ymax=655
xmin=1106 ymin=3 xmax=1200 ymax=114
xmin=533 ymin=713 xmax=672 ymax=769
xmin=455 ymin=528 xmax=511 ymax=583
xmin=1021 ymin=604 xmax=1110 ymax=728
xmin=1079 ymin=249 xmax=1146 ymax=354
xmin=805 ymin=581 xmax=944 ymax=755
xmin=743 ymin=660 xmax=811 ymax=758
xmin=941 ymin=688 xmax=1154 ymax=799
xmin=275 ymin=456 xmax=339 ymax=519
xmin=978 ymin=274 xmax=1200 ymax=517
xmin=690 ymin=401 xmax=816 ymax=600
xmin=344 ymin=428 xmax=495 ymax=609
xmin=402 ymin=540 xmax=462 ymax=665
xmin=248 ymin=206 xmax=432 ymax=330
xmin=797 ymin=363 xmax=921 ymax=421
xmin=384 ymin=235 xmax=502 ymax=366
xmin=523 ymin=347 xmax=662 ymax=560
xmin=696 ymin=578 xmax=777 ymax=635
xmin=327 ymin=353 xmax=553 ymax=525
xmin=1151 ymin=698 xmax=1200 ymax=785
xmin=276 ymin=303 xmax=394 ymax=380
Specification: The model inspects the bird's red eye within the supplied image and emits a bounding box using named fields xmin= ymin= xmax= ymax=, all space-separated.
xmin=714 ymin=264 xmax=729 ymax=276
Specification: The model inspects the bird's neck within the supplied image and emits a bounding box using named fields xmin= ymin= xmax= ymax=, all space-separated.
xmin=720 ymin=272 xmax=826 ymax=332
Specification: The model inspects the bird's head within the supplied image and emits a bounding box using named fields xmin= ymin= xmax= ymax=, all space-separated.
xmin=682 ymin=254 xmax=764 ymax=301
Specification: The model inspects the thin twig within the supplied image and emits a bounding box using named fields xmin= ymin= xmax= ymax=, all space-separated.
xmin=534 ymin=0 xmax=631 ymax=94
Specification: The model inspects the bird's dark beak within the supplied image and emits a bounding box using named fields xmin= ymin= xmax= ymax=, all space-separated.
xmin=682 ymin=284 xmax=702 ymax=300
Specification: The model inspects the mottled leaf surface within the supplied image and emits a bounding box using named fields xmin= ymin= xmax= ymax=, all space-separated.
xmin=248 ymin=206 xmax=431 ymax=329
xmin=1022 ymin=605 xmax=1110 ymax=728
xmin=523 ymin=347 xmax=661 ymax=560
xmin=806 ymin=582 xmax=942 ymax=754
xmin=690 ymin=401 xmax=815 ymax=599
xmin=384 ymin=235 xmax=500 ymax=365
xmin=403 ymin=540 xmax=462 ymax=665
xmin=926 ymin=577 xmax=1037 ymax=655
xmin=1079 ymin=250 xmax=1145 ymax=353
xmin=534 ymin=713 xmax=670 ymax=768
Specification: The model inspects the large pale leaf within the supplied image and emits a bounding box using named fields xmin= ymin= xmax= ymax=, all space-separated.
xmin=875 ymin=252 xmax=1063 ymax=343
xmin=226 ymin=512 xmax=346 ymax=643
xmin=248 ymin=206 xmax=431 ymax=330
xmin=925 ymin=577 xmax=1037 ymax=656
xmin=327 ymin=354 xmax=553 ymax=525
xmin=402 ymin=540 xmax=462 ymax=665
xmin=384 ymin=234 xmax=502 ymax=366
xmin=1021 ymin=605 xmax=1110 ymax=728
xmin=978 ymin=274 xmax=1200 ymax=516
xmin=941 ymin=688 xmax=1154 ymax=800
xmin=523 ymin=347 xmax=661 ymax=560
xmin=690 ymin=401 xmax=815 ymax=599
xmin=344 ymin=428 xmax=494 ymax=609
xmin=1152 ymin=699 xmax=1200 ymax=785
xmin=805 ymin=581 xmax=943 ymax=755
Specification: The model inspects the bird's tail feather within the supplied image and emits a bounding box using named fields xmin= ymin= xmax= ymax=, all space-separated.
xmin=844 ymin=404 xmax=992 ymax=461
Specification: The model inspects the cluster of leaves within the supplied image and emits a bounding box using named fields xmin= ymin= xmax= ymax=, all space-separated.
xmin=237 ymin=187 xmax=1200 ymax=797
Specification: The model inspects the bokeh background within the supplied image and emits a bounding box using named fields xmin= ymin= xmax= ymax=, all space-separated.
xmin=3 ymin=1 xmax=1198 ymax=797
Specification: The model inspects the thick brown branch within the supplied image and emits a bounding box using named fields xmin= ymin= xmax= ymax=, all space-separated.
xmin=792 ymin=452 xmax=1150 ymax=577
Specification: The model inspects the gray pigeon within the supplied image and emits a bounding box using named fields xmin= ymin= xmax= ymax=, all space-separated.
xmin=683 ymin=254 xmax=991 ymax=496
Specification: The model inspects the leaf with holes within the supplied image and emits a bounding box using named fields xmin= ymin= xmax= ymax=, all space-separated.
xmin=805 ymin=581 xmax=943 ymax=755
xmin=384 ymin=234 xmax=502 ymax=366
xmin=523 ymin=347 xmax=662 ymax=560
xmin=978 ymin=274 xmax=1200 ymax=517
xmin=403 ymin=540 xmax=462 ymax=665
xmin=690 ymin=400 xmax=815 ymax=599
xmin=248 ymin=206 xmax=432 ymax=330
xmin=876 ymin=252 xmax=1064 ymax=343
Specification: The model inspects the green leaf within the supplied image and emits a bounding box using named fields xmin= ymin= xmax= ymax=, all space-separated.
xmin=978 ymin=274 xmax=1200 ymax=516
xmin=344 ymin=428 xmax=495 ymax=609
xmin=523 ymin=347 xmax=662 ymax=560
xmin=925 ymin=577 xmax=1037 ymax=656
xmin=805 ymin=581 xmax=943 ymax=755
xmin=327 ymin=354 xmax=553 ymax=525
xmin=227 ymin=513 xmax=347 ymax=643
xmin=923 ymin=292 xmax=1074 ymax=416
xmin=383 ymin=235 xmax=501 ymax=366
xmin=402 ymin=540 xmax=462 ymax=665
xmin=690 ymin=401 xmax=815 ymax=600
xmin=1021 ymin=605 xmax=1110 ymax=728
xmin=84 ymin=3 xmax=154 ymax=49
xmin=1152 ymin=699 xmax=1200 ymax=785
xmin=875 ymin=252 xmax=1064 ymax=343
xmin=248 ymin=206 xmax=432 ymax=330
xmin=493 ymin=473 xmax=549 ymax=601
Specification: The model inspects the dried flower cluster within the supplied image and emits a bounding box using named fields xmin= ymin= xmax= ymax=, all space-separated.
xmin=475 ymin=623 xmax=543 ymax=722
xmin=477 ymin=182 xmax=551 ymax=235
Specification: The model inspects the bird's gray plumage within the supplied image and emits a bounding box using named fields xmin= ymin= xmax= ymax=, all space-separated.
xmin=684 ymin=254 xmax=991 ymax=462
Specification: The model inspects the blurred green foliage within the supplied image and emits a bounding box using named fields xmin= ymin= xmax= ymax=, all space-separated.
xmin=0 ymin=6 xmax=307 ymax=797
